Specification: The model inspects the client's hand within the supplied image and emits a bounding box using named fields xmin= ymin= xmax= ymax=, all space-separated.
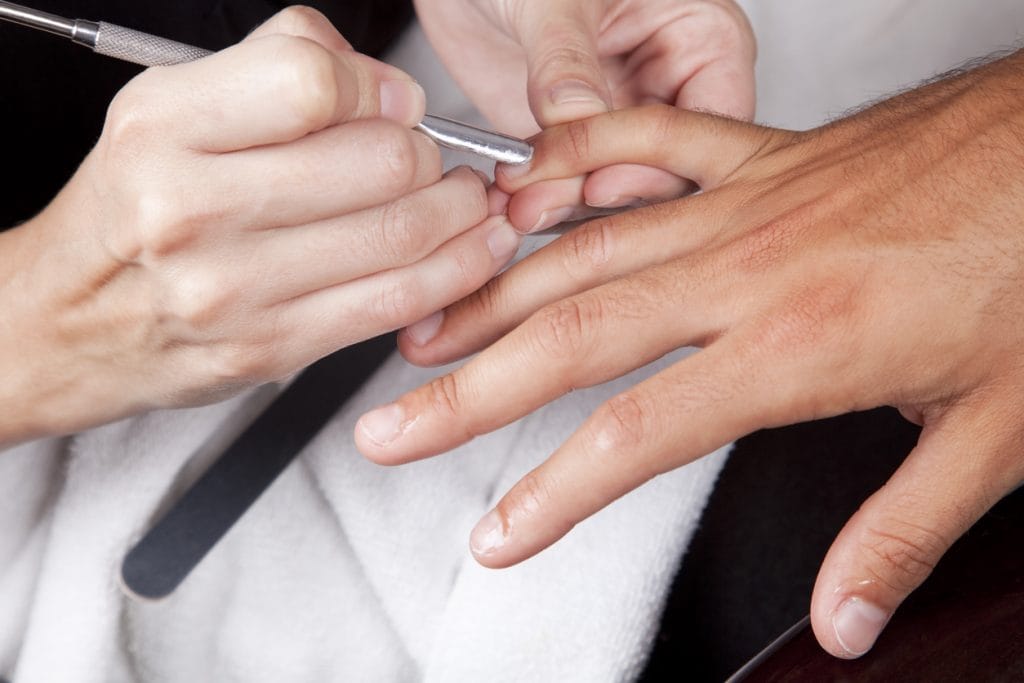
xmin=357 ymin=51 xmax=1024 ymax=659
xmin=414 ymin=0 xmax=756 ymax=225
xmin=0 ymin=7 xmax=520 ymax=447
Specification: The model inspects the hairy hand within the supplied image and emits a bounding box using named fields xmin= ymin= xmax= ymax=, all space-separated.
xmin=357 ymin=52 xmax=1024 ymax=658
xmin=0 ymin=7 xmax=521 ymax=446
xmin=414 ymin=0 xmax=756 ymax=224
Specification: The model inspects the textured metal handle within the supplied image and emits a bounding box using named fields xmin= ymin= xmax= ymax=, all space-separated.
xmin=94 ymin=22 xmax=211 ymax=67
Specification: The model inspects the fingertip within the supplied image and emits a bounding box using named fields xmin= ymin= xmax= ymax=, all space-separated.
xmin=536 ymin=79 xmax=611 ymax=127
xmin=380 ymin=79 xmax=426 ymax=127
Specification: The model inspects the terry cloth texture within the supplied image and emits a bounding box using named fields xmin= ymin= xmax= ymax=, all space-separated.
xmin=2 ymin=347 xmax=728 ymax=682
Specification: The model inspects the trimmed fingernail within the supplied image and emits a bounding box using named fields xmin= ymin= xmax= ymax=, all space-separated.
xmin=832 ymin=598 xmax=889 ymax=657
xmin=358 ymin=403 xmax=406 ymax=446
xmin=550 ymin=79 xmax=610 ymax=110
xmin=587 ymin=195 xmax=641 ymax=209
xmin=470 ymin=510 xmax=506 ymax=556
xmin=497 ymin=159 xmax=532 ymax=182
xmin=529 ymin=206 xmax=575 ymax=233
xmin=472 ymin=169 xmax=492 ymax=185
xmin=380 ymin=80 xmax=425 ymax=124
xmin=405 ymin=311 xmax=443 ymax=346
xmin=487 ymin=220 xmax=522 ymax=262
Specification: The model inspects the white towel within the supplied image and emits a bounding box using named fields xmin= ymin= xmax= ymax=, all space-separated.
xmin=1 ymin=348 xmax=725 ymax=683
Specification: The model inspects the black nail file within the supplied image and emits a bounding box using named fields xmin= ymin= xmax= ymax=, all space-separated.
xmin=121 ymin=334 xmax=396 ymax=600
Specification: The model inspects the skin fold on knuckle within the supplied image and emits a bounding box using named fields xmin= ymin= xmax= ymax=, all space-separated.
xmin=423 ymin=373 xmax=474 ymax=435
xmin=529 ymin=297 xmax=599 ymax=362
xmin=370 ymin=277 xmax=420 ymax=327
xmin=561 ymin=118 xmax=594 ymax=165
xmin=499 ymin=469 xmax=563 ymax=536
xmin=367 ymin=123 xmax=423 ymax=198
xmin=559 ymin=220 xmax=615 ymax=280
xmin=449 ymin=276 xmax=512 ymax=340
xmin=857 ymin=517 xmax=950 ymax=596
xmin=533 ymin=37 xmax=602 ymax=86
xmin=375 ymin=198 xmax=427 ymax=266
xmin=590 ymin=391 xmax=655 ymax=458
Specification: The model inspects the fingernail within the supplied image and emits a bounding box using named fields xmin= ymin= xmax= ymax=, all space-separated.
xmin=587 ymin=195 xmax=641 ymax=209
xmin=472 ymin=169 xmax=491 ymax=185
xmin=470 ymin=510 xmax=506 ymax=556
xmin=380 ymin=80 xmax=425 ymax=124
xmin=358 ymin=403 xmax=407 ymax=446
xmin=405 ymin=311 xmax=443 ymax=347
xmin=529 ymin=206 xmax=575 ymax=233
xmin=487 ymin=220 xmax=522 ymax=262
xmin=832 ymin=598 xmax=890 ymax=657
xmin=550 ymin=79 xmax=610 ymax=110
xmin=497 ymin=159 xmax=532 ymax=182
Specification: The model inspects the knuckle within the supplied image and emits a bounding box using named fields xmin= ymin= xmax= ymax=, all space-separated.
xmin=501 ymin=470 xmax=553 ymax=520
xmin=461 ymin=277 xmax=506 ymax=323
xmin=648 ymin=104 xmax=683 ymax=151
xmin=274 ymin=5 xmax=330 ymax=35
xmin=860 ymin=519 xmax=948 ymax=594
xmin=538 ymin=42 xmax=598 ymax=78
xmin=560 ymin=220 xmax=615 ymax=278
xmin=760 ymin=278 xmax=860 ymax=353
xmin=425 ymin=373 xmax=463 ymax=418
xmin=132 ymin=191 xmax=197 ymax=258
xmin=369 ymin=122 xmax=420 ymax=196
xmin=103 ymin=86 xmax=156 ymax=160
xmin=449 ymin=244 xmax=480 ymax=292
xmin=270 ymin=36 xmax=339 ymax=131
xmin=591 ymin=391 xmax=653 ymax=453
xmin=376 ymin=199 xmax=427 ymax=264
xmin=563 ymin=119 xmax=592 ymax=161
xmin=166 ymin=269 xmax=231 ymax=329
xmin=371 ymin=278 xmax=417 ymax=325
xmin=530 ymin=298 xmax=599 ymax=359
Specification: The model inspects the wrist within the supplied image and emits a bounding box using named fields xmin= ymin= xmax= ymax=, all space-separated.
xmin=0 ymin=202 xmax=140 ymax=448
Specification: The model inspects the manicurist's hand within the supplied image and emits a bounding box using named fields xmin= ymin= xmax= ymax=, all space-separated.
xmin=0 ymin=7 xmax=521 ymax=447
xmin=357 ymin=51 xmax=1024 ymax=659
xmin=414 ymin=0 xmax=756 ymax=227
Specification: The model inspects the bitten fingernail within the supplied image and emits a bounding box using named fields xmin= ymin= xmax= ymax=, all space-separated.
xmin=832 ymin=597 xmax=889 ymax=657
xmin=470 ymin=510 xmax=506 ymax=556
xmin=358 ymin=403 xmax=406 ymax=446
xmin=406 ymin=311 xmax=444 ymax=346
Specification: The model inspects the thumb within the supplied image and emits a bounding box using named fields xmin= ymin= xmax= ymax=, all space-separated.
xmin=515 ymin=1 xmax=612 ymax=128
xmin=810 ymin=403 xmax=1023 ymax=659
